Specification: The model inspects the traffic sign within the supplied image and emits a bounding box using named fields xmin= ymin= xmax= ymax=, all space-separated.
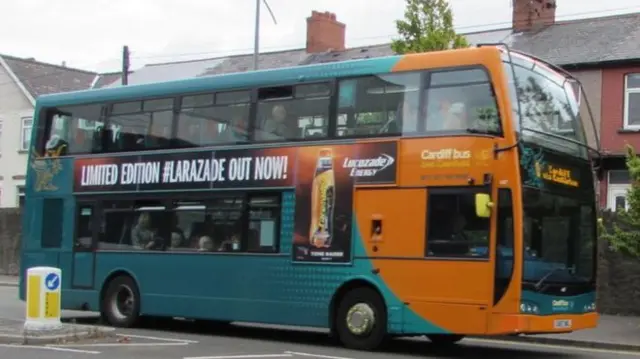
xmin=44 ymin=272 xmax=60 ymax=291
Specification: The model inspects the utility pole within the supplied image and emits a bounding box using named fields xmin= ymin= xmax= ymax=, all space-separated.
xmin=122 ymin=45 xmax=130 ymax=85
xmin=252 ymin=0 xmax=278 ymax=70
xmin=252 ymin=0 xmax=260 ymax=70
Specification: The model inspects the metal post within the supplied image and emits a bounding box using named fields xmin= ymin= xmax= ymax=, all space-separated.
xmin=122 ymin=45 xmax=130 ymax=85
xmin=252 ymin=0 xmax=260 ymax=70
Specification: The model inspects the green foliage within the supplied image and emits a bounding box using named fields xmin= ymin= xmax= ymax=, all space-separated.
xmin=391 ymin=0 xmax=469 ymax=54
xmin=600 ymin=144 xmax=640 ymax=257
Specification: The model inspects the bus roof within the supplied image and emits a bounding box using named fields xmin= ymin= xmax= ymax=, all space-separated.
xmin=35 ymin=47 xmax=503 ymax=109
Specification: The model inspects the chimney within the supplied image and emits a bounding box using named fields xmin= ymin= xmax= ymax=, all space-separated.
xmin=306 ymin=11 xmax=346 ymax=53
xmin=512 ymin=0 xmax=557 ymax=33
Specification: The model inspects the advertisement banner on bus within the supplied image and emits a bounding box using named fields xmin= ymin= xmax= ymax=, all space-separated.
xmin=72 ymin=141 xmax=397 ymax=263
xmin=292 ymin=141 xmax=396 ymax=263
xmin=74 ymin=147 xmax=295 ymax=192
xmin=73 ymin=142 xmax=396 ymax=192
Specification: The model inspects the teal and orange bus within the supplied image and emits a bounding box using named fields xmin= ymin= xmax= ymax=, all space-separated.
xmin=20 ymin=44 xmax=599 ymax=350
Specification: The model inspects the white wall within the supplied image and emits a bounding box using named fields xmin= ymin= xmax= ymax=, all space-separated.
xmin=0 ymin=62 xmax=33 ymax=208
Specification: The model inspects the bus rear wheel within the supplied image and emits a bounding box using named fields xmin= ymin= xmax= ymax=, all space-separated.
xmin=101 ymin=275 xmax=141 ymax=328
xmin=335 ymin=287 xmax=387 ymax=350
xmin=427 ymin=334 xmax=465 ymax=345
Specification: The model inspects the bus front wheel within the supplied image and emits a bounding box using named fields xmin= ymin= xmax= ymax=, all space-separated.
xmin=101 ymin=275 xmax=141 ymax=328
xmin=335 ymin=287 xmax=387 ymax=350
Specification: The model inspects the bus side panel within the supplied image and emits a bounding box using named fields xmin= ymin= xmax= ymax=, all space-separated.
xmin=355 ymin=188 xmax=491 ymax=335
xmin=85 ymin=191 xmax=338 ymax=327
xmin=20 ymin=197 xmax=64 ymax=299
xmin=66 ymin=190 xmax=444 ymax=333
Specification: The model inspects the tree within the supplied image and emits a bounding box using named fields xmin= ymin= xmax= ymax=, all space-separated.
xmin=600 ymin=144 xmax=640 ymax=257
xmin=391 ymin=0 xmax=469 ymax=54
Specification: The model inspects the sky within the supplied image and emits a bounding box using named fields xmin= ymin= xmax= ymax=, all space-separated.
xmin=2 ymin=0 xmax=640 ymax=73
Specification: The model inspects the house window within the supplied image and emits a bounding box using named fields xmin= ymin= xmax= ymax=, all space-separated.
xmin=20 ymin=117 xmax=33 ymax=151
xmin=17 ymin=186 xmax=25 ymax=208
xmin=624 ymin=74 xmax=640 ymax=129
xmin=607 ymin=170 xmax=631 ymax=212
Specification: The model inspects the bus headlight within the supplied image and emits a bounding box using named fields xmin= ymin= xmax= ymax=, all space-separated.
xmin=520 ymin=302 xmax=539 ymax=314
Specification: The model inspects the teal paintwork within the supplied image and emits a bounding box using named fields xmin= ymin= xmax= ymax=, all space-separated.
xmin=21 ymin=189 xmax=447 ymax=334
xmin=521 ymin=290 xmax=596 ymax=315
xmin=34 ymin=56 xmax=403 ymax=109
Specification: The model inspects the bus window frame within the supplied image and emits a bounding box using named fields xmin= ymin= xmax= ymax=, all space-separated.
xmin=334 ymin=69 xmax=425 ymax=139
xmin=81 ymin=190 xmax=283 ymax=256
xmin=333 ymin=65 xmax=504 ymax=140
xmin=420 ymin=65 xmax=504 ymax=139
xmin=251 ymin=80 xmax=335 ymax=144
xmin=73 ymin=199 xmax=103 ymax=252
xmin=424 ymin=185 xmax=493 ymax=262
xmin=35 ymin=63 xmax=506 ymax=157
xmin=175 ymin=92 xmax=252 ymax=149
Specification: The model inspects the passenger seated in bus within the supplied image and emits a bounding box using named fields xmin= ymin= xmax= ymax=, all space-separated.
xmin=197 ymin=236 xmax=214 ymax=252
xmin=168 ymin=214 xmax=186 ymax=247
xmin=169 ymin=232 xmax=184 ymax=249
xmin=131 ymin=212 xmax=158 ymax=250
xmin=262 ymin=104 xmax=291 ymax=139
xmin=443 ymin=102 xmax=470 ymax=130
xmin=188 ymin=215 xmax=215 ymax=246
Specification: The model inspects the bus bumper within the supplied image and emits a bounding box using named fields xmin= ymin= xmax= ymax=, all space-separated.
xmin=488 ymin=312 xmax=599 ymax=335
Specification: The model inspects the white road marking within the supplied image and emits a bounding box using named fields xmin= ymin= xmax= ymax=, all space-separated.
xmin=48 ymin=342 xmax=189 ymax=348
xmin=285 ymin=351 xmax=354 ymax=359
xmin=184 ymin=355 xmax=292 ymax=359
xmin=0 ymin=343 xmax=100 ymax=354
xmin=118 ymin=333 xmax=199 ymax=343
xmin=466 ymin=338 xmax=640 ymax=356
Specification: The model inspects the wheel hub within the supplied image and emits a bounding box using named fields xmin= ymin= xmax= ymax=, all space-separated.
xmin=110 ymin=284 xmax=134 ymax=320
xmin=346 ymin=303 xmax=375 ymax=335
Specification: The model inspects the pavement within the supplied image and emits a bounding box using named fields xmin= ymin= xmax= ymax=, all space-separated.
xmin=0 ymin=275 xmax=17 ymax=287
xmin=2 ymin=277 xmax=640 ymax=358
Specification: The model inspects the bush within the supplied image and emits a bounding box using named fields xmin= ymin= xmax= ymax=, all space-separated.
xmin=600 ymin=144 xmax=640 ymax=257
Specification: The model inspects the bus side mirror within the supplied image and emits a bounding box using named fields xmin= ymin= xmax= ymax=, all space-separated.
xmin=475 ymin=193 xmax=494 ymax=218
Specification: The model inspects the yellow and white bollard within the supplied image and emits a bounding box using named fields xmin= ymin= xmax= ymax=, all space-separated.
xmin=24 ymin=267 xmax=62 ymax=331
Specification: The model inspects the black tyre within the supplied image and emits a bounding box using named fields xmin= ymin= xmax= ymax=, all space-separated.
xmin=335 ymin=287 xmax=388 ymax=350
xmin=427 ymin=334 xmax=465 ymax=345
xmin=101 ymin=276 xmax=141 ymax=328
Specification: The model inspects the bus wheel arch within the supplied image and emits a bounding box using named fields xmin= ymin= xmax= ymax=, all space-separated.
xmin=329 ymin=279 xmax=388 ymax=350
xmin=99 ymin=270 xmax=141 ymax=328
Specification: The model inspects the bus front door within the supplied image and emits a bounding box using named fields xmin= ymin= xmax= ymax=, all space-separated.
xmin=71 ymin=203 xmax=97 ymax=289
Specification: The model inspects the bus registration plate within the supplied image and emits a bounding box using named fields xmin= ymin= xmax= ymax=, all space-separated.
xmin=553 ymin=319 xmax=572 ymax=329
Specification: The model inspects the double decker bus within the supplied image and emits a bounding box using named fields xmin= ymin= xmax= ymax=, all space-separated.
xmin=20 ymin=44 xmax=599 ymax=350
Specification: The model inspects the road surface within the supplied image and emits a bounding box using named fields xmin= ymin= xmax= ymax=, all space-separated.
xmin=1 ymin=286 xmax=638 ymax=359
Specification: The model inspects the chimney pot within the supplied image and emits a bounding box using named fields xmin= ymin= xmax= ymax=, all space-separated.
xmin=306 ymin=10 xmax=346 ymax=53
xmin=512 ymin=0 xmax=556 ymax=33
